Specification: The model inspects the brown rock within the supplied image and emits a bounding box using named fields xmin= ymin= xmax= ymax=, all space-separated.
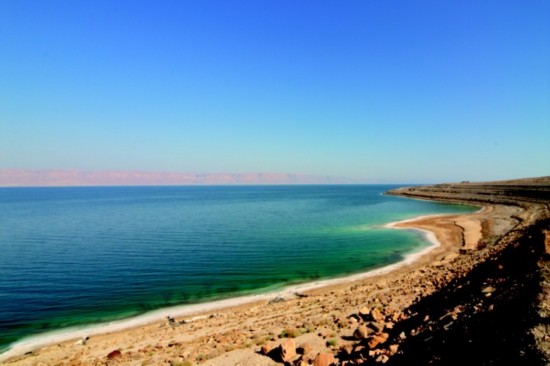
xmin=106 ymin=349 xmax=122 ymax=359
xmin=280 ymin=338 xmax=297 ymax=362
xmin=313 ymin=352 xmax=336 ymax=366
xmin=389 ymin=344 xmax=399 ymax=355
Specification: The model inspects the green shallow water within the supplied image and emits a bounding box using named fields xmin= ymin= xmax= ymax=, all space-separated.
xmin=0 ymin=185 xmax=476 ymax=352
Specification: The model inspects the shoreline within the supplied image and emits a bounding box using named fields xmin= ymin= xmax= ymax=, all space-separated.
xmin=0 ymin=212 xmax=451 ymax=363
xmin=4 ymin=176 xmax=546 ymax=365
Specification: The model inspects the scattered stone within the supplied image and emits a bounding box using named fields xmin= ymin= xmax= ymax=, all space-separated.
xmin=367 ymin=321 xmax=385 ymax=333
xmin=269 ymin=296 xmax=286 ymax=304
xmin=280 ymin=338 xmax=297 ymax=362
xmin=368 ymin=333 xmax=389 ymax=349
xmin=313 ymin=352 xmax=336 ymax=366
xmin=75 ymin=336 xmax=90 ymax=346
xmin=482 ymin=286 xmax=496 ymax=293
xmin=389 ymin=344 xmax=399 ymax=355
xmin=354 ymin=345 xmax=366 ymax=353
xmin=376 ymin=354 xmax=390 ymax=363
xmin=371 ymin=308 xmax=384 ymax=322
xmin=354 ymin=325 xmax=370 ymax=339
xmin=359 ymin=307 xmax=370 ymax=319
xmin=341 ymin=344 xmax=354 ymax=355
xmin=166 ymin=315 xmax=176 ymax=327
xmin=349 ymin=315 xmax=359 ymax=324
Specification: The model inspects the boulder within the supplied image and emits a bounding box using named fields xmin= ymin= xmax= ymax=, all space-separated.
xmin=280 ymin=338 xmax=297 ymax=362
xmin=313 ymin=352 xmax=336 ymax=366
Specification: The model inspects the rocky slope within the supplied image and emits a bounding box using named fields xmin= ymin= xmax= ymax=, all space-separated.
xmin=384 ymin=177 xmax=550 ymax=365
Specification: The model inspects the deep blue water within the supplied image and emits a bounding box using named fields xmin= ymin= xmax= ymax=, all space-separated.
xmin=0 ymin=185 xmax=476 ymax=352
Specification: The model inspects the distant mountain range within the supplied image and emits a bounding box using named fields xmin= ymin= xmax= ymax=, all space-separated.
xmin=0 ymin=169 xmax=356 ymax=186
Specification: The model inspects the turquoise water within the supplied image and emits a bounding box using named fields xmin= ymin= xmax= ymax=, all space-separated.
xmin=0 ymin=185 xmax=476 ymax=352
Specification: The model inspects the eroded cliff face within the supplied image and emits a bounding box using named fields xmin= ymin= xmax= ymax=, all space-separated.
xmin=386 ymin=176 xmax=550 ymax=207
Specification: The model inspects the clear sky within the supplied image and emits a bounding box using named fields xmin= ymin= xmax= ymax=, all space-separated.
xmin=1 ymin=0 xmax=549 ymax=183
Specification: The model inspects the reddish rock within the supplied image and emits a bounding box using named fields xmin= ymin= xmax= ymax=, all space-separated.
xmin=106 ymin=349 xmax=122 ymax=359
xmin=313 ymin=352 xmax=336 ymax=366
xmin=280 ymin=338 xmax=297 ymax=362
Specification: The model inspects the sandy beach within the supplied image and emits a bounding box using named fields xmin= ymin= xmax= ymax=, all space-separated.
xmin=2 ymin=178 xmax=549 ymax=365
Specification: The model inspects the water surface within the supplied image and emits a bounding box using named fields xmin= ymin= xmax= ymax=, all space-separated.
xmin=0 ymin=185 xmax=476 ymax=351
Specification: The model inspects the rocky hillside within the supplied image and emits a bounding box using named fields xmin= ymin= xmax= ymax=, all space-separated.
xmin=386 ymin=176 xmax=550 ymax=206
xmin=385 ymin=177 xmax=550 ymax=365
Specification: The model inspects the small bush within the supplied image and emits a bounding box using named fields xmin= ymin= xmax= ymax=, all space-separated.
xmin=279 ymin=327 xmax=301 ymax=338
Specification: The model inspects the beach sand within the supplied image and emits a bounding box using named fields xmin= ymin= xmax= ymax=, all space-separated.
xmin=2 ymin=179 xmax=549 ymax=365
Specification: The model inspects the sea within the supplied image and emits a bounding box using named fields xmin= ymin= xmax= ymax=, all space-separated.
xmin=0 ymin=185 xmax=476 ymax=355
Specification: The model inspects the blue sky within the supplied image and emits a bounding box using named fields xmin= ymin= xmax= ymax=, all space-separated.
xmin=1 ymin=0 xmax=549 ymax=183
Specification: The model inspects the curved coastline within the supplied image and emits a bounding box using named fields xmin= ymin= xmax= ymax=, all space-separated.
xmin=0 ymin=213 xmax=450 ymax=362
